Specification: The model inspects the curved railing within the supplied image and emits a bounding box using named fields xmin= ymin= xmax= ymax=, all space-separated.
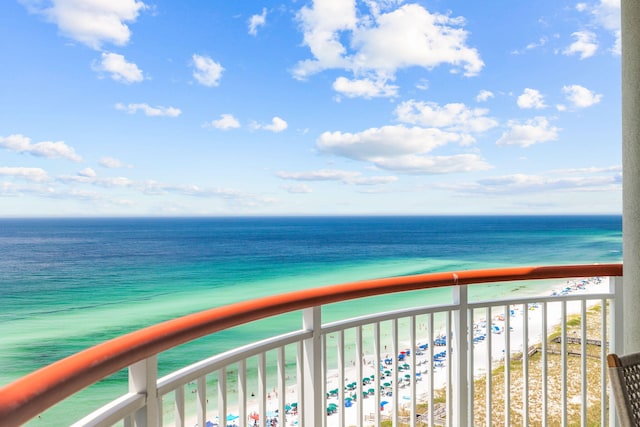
xmin=0 ymin=264 xmax=623 ymax=426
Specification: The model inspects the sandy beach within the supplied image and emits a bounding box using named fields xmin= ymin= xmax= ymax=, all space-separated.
xmin=189 ymin=276 xmax=607 ymax=427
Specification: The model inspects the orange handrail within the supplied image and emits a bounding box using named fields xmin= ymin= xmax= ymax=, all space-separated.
xmin=0 ymin=263 xmax=622 ymax=426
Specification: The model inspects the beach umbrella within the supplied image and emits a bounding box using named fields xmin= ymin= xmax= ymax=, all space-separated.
xmin=368 ymin=388 xmax=375 ymax=394
xmin=249 ymin=413 xmax=259 ymax=421
xmin=227 ymin=414 xmax=239 ymax=421
xmin=205 ymin=422 xmax=215 ymax=427
xmin=291 ymin=402 xmax=298 ymax=407
xmin=383 ymin=382 xmax=391 ymax=388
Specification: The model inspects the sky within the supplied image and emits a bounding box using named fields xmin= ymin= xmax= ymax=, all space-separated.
xmin=0 ymin=0 xmax=622 ymax=217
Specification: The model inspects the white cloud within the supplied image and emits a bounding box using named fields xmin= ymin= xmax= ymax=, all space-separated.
xmin=253 ymin=117 xmax=288 ymax=132
xmin=294 ymin=2 xmax=483 ymax=96
xmin=249 ymin=8 xmax=267 ymax=36
xmin=352 ymin=4 xmax=483 ymax=77
xmin=0 ymin=134 xmax=82 ymax=162
xmin=395 ymin=100 xmax=498 ymax=133
xmin=115 ymin=103 xmax=181 ymax=117
xmin=209 ymin=114 xmax=241 ymax=130
xmin=584 ymin=0 xmax=621 ymax=55
xmin=0 ymin=167 xmax=50 ymax=182
xmin=100 ymin=157 xmax=131 ymax=168
xmin=192 ymin=54 xmax=224 ymax=87
xmin=444 ymin=167 xmax=621 ymax=195
xmin=517 ymin=88 xmax=547 ymax=109
xmin=316 ymin=124 xmax=491 ymax=174
xmin=372 ymin=154 xmax=492 ymax=174
xmin=93 ymin=52 xmax=144 ymax=83
xmin=562 ymin=84 xmax=603 ymax=108
xmin=318 ymin=125 xmax=458 ymax=160
xmin=281 ymin=184 xmax=313 ymax=194
xmin=496 ymin=117 xmax=560 ymax=147
xmin=332 ymin=76 xmax=398 ymax=98
xmin=21 ymin=0 xmax=147 ymax=50
xmin=277 ymin=169 xmax=397 ymax=185
xmin=563 ymin=31 xmax=598 ymax=59
xmin=78 ymin=167 xmax=96 ymax=177
xmin=476 ymin=90 xmax=494 ymax=102
xmin=293 ymin=0 xmax=357 ymax=78
xmin=526 ymin=36 xmax=549 ymax=51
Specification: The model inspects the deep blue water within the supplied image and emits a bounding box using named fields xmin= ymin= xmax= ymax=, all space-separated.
xmin=0 ymin=215 xmax=622 ymax=425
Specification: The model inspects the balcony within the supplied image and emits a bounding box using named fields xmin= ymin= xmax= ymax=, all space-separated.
xmin=0 ymin=263 xmax=623 ymax=427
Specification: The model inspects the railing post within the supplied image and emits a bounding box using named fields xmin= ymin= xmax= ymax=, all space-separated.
xmin=302 ymin=306 xmax=322 ymax=427
xmin=452 ymin=278 xmax=469 ymax=427
xmin=610 ymin=275 xmax=624 ymax=427
xmin=129 ymin=355 xmax=159 ymax=427
xmin=611 ymin=275 xmax=625 ymax=357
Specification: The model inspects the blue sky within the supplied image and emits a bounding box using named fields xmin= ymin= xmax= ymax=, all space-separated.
xmin=0 ymin=0 xmax=622 ymax=216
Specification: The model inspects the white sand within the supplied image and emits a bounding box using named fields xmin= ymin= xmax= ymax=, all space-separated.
xmin=188 ymin=276 xmax=608 ymax=427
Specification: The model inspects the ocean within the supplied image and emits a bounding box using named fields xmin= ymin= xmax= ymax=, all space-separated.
xmin=0 ymin=215 xmax=622 ymax=425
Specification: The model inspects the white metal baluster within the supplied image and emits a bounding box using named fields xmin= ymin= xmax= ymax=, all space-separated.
xmin=277 ymin=347 xmax=286 ymax=426
xmin=238 ymin=360 xmax=246 ymax=427
xmin=468 ymin=310 xmax=476 ymax=426
xmin=337 ymin=330 xmax=345 ymax=427
xmin=296 ymin=341 xmax=304 ymax=427
xmin=581 ymin=299 xmax=587 ymax=427
xmin=392 ymin=318 xmax=399 ymax=427
xmin=445 ymin=311 xmax=452 ymax=427
xmin=321 ymin=334 xmax=327 ymax=427
xmin=410 ymin=315 xmax=417 ymax=427
xmin=356 ymin=325 xmax=363 ymax=427
xmin=485 ymin=306 xmax=492 ymax=427
xmin=541 ymin=301 xmax=548 ymax=426
xmin=561 ymin=300 xmax=567 ymax=427
xmin=197 ymin=376 xmax=207 ymax=427
xmin=175 ymin=385 xmax=185 ymax=427
xmin=373 ymin=321 xmax=380 ymax=427
xmin=600 ymin=297 xmax=607 ymax=426
xmin=427 ymin=313 xmax=434 ymax=427
xmin=523 ymin=303 xmax=529 ymax=426
xmin=504 ymin=304 xmax=510 ymax=426
xmin=217 ymin=368 xmax=227 ymax=427
xmin=258 ymin=354 xmax=266 ymax=427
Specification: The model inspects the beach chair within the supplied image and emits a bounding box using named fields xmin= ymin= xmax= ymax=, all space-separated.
xmin=607 ymin=351 xmax=640 ymax=426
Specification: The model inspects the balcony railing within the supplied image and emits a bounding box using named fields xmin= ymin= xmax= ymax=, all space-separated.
xmin=0 ymin=264 xmax=623 ymax=427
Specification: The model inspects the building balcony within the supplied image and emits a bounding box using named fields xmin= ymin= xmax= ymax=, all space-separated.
xmin=0 ymin=264 xmax=624 ymax=426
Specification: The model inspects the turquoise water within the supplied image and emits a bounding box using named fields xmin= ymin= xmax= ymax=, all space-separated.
xmin=0 ymin=216 xmax=622 ymax=425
